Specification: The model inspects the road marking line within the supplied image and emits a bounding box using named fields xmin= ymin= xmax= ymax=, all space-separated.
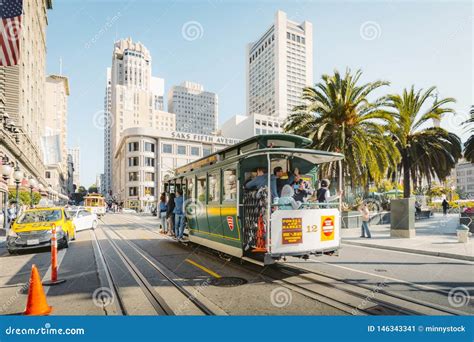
xmin=185 ymin=258 xmax=221 ymax=278
xmin=308 ymin=258 xmax=448 ymax=293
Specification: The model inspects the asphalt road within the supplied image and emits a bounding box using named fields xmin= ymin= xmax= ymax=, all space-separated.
xmin=0 ymin=213 xmax=471 ymax=315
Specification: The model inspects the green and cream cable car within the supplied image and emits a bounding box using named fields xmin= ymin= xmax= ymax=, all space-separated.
xmin=165 ymin=134 xmax=344 ymax=265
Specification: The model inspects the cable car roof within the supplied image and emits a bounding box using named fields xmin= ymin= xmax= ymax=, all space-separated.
xmin=174 ymin=133 xmax=343 ymax=176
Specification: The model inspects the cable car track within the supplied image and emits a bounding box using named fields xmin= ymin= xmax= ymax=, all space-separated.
xmin=103 ymin=215 xmax=466 ymax=316
xmin=96 ymin=218 xmax=215 ymax=315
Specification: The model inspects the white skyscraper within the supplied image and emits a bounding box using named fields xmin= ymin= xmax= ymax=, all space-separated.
xmin=246 ymin=10 xmax=313 ymax=119
xmin=103 ymin=68 xmax=112 ymax=197
xmin=108 ymin=38 xmax=174 ymax=199
xmin=168 ymin=81 xmax=218 ymax=135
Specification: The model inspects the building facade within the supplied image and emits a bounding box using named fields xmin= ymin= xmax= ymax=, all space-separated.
xmin=246 ymin=10 xmax=313 ymax=119
xmin=0 ymin=0 xmax=54 ymax=217
xmin=220 ymin=113 xmax=284 ymax=140
xmin=168 ymin=81 xmax=218 ymax=135
xmin=113 ymin=127 xmax=239 ymax=211
xmin=44 ymin=74 xmax=69 ymax=196
xmin=68 ymin=147 xmax=80 ymax=189
xmin=455 ymin=161 xmax=474 ymax=198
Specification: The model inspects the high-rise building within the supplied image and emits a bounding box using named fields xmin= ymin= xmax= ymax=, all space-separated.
xmin=0 ymin=0 xmax=53 ymax=202
xmin=168 ymin=81 xmax=218 ymax=135
xmin=246 ymin=10 xmax=313 ymax=119
xmin=103 ymin=68 xmax=112 ymax=197
xmin=455 ymin=161 xmax=474 ymax=198
xmin=68 ymin=147 xmax=80 ymax=189
xmin=108 ymin=38 xmax=175 ymax=199
xmin=43 ymin=74 xmax=70 ymax=196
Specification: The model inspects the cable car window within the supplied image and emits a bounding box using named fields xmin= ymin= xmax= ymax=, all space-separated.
xmin=223 ymin=168 xmax=237 ymax=202
xmin=197 ymin=174 xmax=207 ymax=203
xmin=208 ymin=172 xmax=220 ymax=203
xmin=186 ymin=176 xmax=195 ymax=200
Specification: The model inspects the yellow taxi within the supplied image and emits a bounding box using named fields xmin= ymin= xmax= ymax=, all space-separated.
xmin=7 ymin=207 xmax=76 ymax=254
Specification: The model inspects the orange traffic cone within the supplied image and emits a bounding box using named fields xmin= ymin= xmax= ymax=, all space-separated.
xmin=24 ymin=264 xmax=52 ymax=316
xmin=252 ymin=214 xmax=267 ymax=253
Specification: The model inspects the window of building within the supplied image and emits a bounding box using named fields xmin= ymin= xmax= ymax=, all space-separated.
xmin=145 ymin=172 xmax=155 ymax=182
xmin=197 ymin=174 xmax=207 ymax=203
xmin=144 ymin=187 xmax=155 ymax=196
xmin=145 ymin=157 xmax=155 ymax=167
xmin=190 ymin=147 xmax=200 ymax=156
xmin=144 ymin=142 xmax=155 ymax=152
xmin=128 ymin=142 xmax=139 ymax=152
xmin=45 ymin=171 xmax=51 ymax=179
xmin=208 ymin=172 xmax=220 ymax=203
xmin=203 ymin=147 xmax=212 ymax=157
xmin=223 ymin=168 xmax=237 ymax=202
xmin=162 ymin=144 xmax=172 ymax=154
xmin=129 ymin=187 xmax=138 ymax=196
xmin=177 ymin=145 xmax=186 ymax=155
xmin=128 ymin=157 xmax=139 ymax=166
xmin=128 ymin=172 xmax=139 ymax=181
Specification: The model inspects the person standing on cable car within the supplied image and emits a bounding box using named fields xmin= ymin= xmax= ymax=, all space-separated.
xmin=166 ymin=193 xmax=175 ymax=237
xmin=173 ymin=190 xmax=185 ymax=241
xmin=316 ymin=179 xmax=342 ymax=204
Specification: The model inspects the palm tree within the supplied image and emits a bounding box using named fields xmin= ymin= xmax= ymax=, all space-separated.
xmin=284 ymin=69 xmax=399 ymax=189
xmin=385 ymin=86 xmax=462 ymax=198
xmin=463 ymin=108 xmax=474 ymax=162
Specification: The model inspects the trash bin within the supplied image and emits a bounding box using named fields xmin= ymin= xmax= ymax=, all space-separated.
xmin=456 ymin=224 xmax=470 ymax=243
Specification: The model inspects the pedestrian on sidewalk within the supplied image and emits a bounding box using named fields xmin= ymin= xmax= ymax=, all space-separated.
xmin=359 ymin=202 xmax=372 ymax=238
xmin=158 ymin=193 xmax=168 ymax=234
xmin=166 ymin=193 xmax=175 ymax=237
xmin=442 ymin=198 xmax=449 ymax=216
xmin=173 ymin=190 xmax=185 ymax=241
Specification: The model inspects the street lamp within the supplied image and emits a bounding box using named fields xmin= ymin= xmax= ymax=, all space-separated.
xmin=29 ymin=177 xmax=37 ymax=207
xmin=12 ymin=166 xmax=22 ymax=214
xmin=1 ymin=163 xmax=12 ymax=230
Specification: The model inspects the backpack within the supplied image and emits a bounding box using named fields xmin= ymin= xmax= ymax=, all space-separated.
xmin=316 ymin=188 xmax=327 ymax=203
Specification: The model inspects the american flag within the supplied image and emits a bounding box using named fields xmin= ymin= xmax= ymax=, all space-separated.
xmin=0 ymin=0 xmax=22 ymax=66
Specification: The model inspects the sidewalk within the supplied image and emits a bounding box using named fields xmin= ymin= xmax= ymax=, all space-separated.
xmin=342 ymin=213 xmax=474 ymax=261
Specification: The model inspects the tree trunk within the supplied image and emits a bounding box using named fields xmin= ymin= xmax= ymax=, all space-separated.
xmin=402 ymin=152 xmax=411 ymax=198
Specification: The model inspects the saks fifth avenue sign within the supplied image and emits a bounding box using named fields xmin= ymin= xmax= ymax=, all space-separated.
xmin=170 ymin=132 xmax=240 ymax=145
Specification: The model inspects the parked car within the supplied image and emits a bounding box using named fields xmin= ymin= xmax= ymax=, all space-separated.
xmin=67 ymin=208 xmax=98 ymax=231
xmin=7 ymin=207 xmax=76 ymax=254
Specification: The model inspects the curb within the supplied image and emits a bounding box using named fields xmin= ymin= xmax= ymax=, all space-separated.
xmin=342 ymin=240 xmax=474 ymax=262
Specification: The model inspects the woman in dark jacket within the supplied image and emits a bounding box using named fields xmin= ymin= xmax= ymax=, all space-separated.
xmin=166 ymin=193 xmax=176 ymax=236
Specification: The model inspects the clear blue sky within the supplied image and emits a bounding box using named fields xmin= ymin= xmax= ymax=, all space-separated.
xmin=45 ymin=0 xmax=473 ymax=187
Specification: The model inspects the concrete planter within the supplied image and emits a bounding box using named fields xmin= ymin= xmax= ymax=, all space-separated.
xmin=390 ymin=198 xmax=415 ymax=238
xmin=341 ymin=211 xmax=361 ymax=229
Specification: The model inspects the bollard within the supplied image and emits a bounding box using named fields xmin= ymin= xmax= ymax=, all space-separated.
xmin=43 ymin=224 xmax=66 ymax=286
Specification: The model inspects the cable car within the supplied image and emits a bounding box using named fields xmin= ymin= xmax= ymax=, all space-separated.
xmin=84 ymin=193 xmax=106 ymax=217
xmin=165 ymin=134 xmax=344 ymax=265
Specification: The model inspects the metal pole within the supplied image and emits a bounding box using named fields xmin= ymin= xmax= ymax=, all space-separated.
xmin=15 ymin=181 xmax=19 ymax=215
xmin=3 ymin=186 xmax=7 ymax=230
xmin=30 ymin=187 xmax=33 ymax=207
